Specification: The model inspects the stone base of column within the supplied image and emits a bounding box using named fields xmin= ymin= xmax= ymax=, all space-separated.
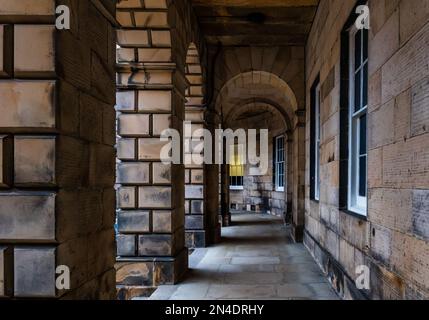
xmin=222 ymin=213 xmax=232 ymax=227
xmin=290 ymin=223 xmax=304 ymax=243
xmin=116 ymin=248 xmax=188 ymax=300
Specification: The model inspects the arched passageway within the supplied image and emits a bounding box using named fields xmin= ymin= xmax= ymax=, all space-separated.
xmin=2 ymin=0 xmax=428 ymax=302
xmin=214 ymin=71 xmax=306 ymax=241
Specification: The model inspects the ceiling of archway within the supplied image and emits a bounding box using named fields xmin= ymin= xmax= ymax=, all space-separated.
xmin=216 ymin=71 xmax=298 ymax=129
xmin=191 ymin=0 xmax=319 ymax=46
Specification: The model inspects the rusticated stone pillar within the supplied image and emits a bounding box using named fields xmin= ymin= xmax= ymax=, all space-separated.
xmin=184 ymin=44 xmax=220 ymax=247
xmin=115 ymin=0 xmax=187 ymax=299
xmin=0 ymin=0 xmax=117 ymax=299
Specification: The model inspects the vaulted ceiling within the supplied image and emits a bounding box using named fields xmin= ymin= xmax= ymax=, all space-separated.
xmin=191 ymin=0 xmax=320 ymax=46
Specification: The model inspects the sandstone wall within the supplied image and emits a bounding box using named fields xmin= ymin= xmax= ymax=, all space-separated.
xmin=305 ymin=0 xmax=429 ymax=299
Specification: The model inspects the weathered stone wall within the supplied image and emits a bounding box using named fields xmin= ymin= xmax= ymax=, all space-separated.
xmin=305 ymin=0 xmax=429 ymax=299
xmin=0 ymin=0 xmax=117 ymax=299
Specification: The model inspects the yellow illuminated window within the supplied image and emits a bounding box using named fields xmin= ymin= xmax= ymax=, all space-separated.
xmin=230 ymin=145 xmax=244 ymax=188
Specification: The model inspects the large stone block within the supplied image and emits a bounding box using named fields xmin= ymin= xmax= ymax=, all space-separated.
xmin=0 ymin=81 xmax=55 ymax=128
xmin=190 ymin=200 xmax=204 ymax=214
xmin=117 ymin=30 xmax=149 ymax=47
xmin=134 ymin=12 xmax=168 ymax=28
xmin=118 ymin=114 xmax=150 ymax=136
xmin=0 ymin=192 xmax=55 ymax=241
xmin=151 ymin=30 xmax=171 ymax=47
xmin=116 ymin=234 xmax=136 ymax=256
xmin=152 ymin=162 xmax=171 ymax=184
xmin=138 ymin=138 xmax=169 ymax=160
xmin=118 ymin=70 xmax=172 ymax=86
xmin=339 ymin=238 xmax=355 ymax=277
xmin=79 ymin=93 xmax=103 ymax=143
xmin=399 ymin=0 xmax=429 ymax=45
xmin=116 ymin=12 xmax=133 ymax=27
xmin=116 ymin=91 xmax=135 ymax=111
xmin=138 ymin=90 xmax=171 ymax=112
xmin=185 ymin=215 xmax=204 ymax=230
xmin=118 ymin=187 xmax=136 ymax=209
xmin=116 ymin=262 xmax=153 ymax=286
xmin=117 ymin=162 xmax=150 ymax=184
xmin=118 ymin=211 xmax=150 ymax=234
xmin=138 ymin=186 xmax=171 ymax=208
xmin=86 ymin=229 xmax=115 ymax=281
xmin=369 ymin=10 xmax=399 ymax=75
xmin=368 ymin=99 xmax=394 ymax=149
xmin=411 ymin=77 xmax=429 ymax=137
xmin=14 ymin=247 xmax=56 ymax=298
xmin=117 ymin=47 xmax=135 ymax=62
xmin=381 ymin=22 xmax=429 ymax=104
xmin=14 ymin=136 xmax=56 ymax=186
xmin=394 ymin=89 xmax=411 ymax=142
xmin=185 ymin=185 xmax=204 ymax=199
xmin=412 ymin=189 xmax=429 ymax=240
xmin=371 ymin=224 xmax=392 ymax=265
xmin=0 ymin=246 xmax=13 ymax=297
xmin=191 ymin=169 xmax=204 ymax=184
xmin=14 ymin=25 xmax=55 ymax=75
xmin=138 ymin=234 xmax=172 ymax=256
xmin=152 ymin=114 xmax=171 ymax=136
xmin=368 ymin=188 xmax=412 ymax=235
xmin=117 ymin=138 xmax=136 ymax=160
xmin=0 ymin=0 xmax=55 ymax=15
xmin=383 ymin=134 xmax=429 ymax=188
xmin=89 ymin=144 xmax=115 ymax=187
xmin=137 ymin=48 xmax=171 ymax=62
xmin=152 ymin=210 xmax=172 ymax=233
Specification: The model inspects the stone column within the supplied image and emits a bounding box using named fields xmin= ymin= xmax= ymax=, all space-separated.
xmin=184 ymin=44 xmax=220 ymax=247
xmin=205 ymin=109 xmax=222 ymax=244
xmin=0 ymin=0 xmax=117 ymax=299
xmin=291 ymin=110 xmax=306 ymax=242
xmin=115 ymin=0 xmax=187 ymax=299
xmin=184 ymin=44 xmax=207 ymax=248
xmin=220 ymin=163 xmax=232 ymax=226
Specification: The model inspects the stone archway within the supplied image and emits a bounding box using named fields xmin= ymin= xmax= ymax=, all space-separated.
xmin=214 ymin=71 xmax=306 ymax=242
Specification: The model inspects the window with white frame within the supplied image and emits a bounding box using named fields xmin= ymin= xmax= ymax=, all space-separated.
xmin=230 ymin=145 xmax=244 ymax=190
xmin=313 ymin=83 xmax=321 ymax=201
xmin=275 ymin=136 xmax=285 ymax=192
xmin=348 ymin=25 xmax=368 ymax=215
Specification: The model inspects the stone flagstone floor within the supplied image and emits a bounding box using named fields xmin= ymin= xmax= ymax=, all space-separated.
xmin=148 ymin=213 xmax=339 ymax=300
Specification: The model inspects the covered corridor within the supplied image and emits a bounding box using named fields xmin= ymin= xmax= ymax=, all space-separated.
xmin=148 ymin=213 xmax=337 ymax=300
xmin=0 ymin=0 xmax=428 ymax=301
